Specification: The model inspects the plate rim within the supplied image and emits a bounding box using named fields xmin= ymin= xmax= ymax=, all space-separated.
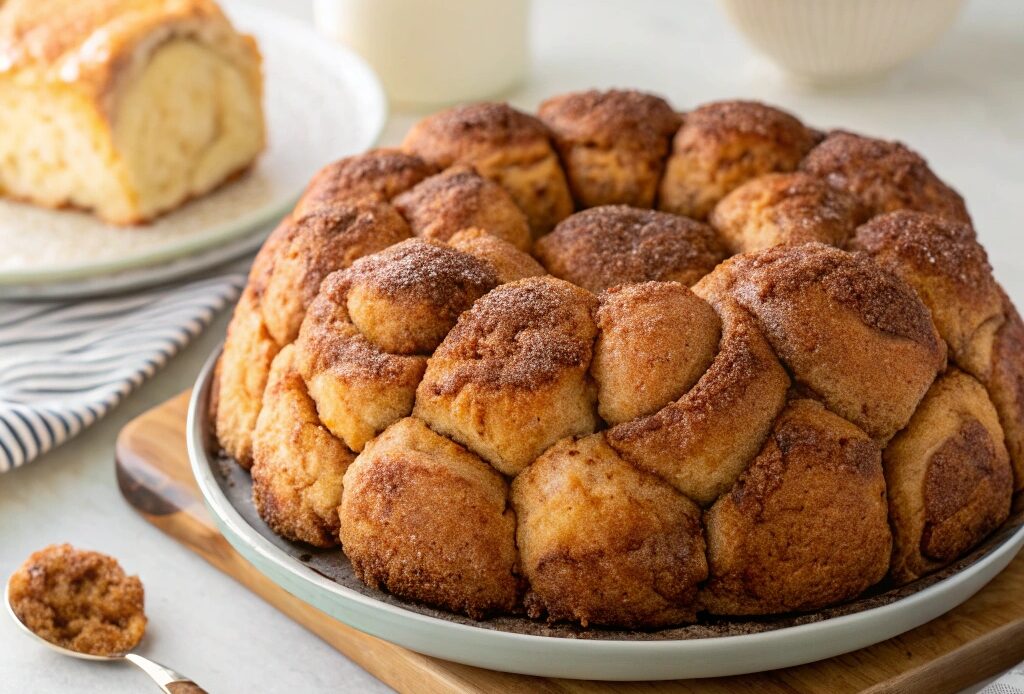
xmin=0 ymin=1 xmax=387 ymax=286
xmin=187 ymin=346 xmax=1024 ymax=679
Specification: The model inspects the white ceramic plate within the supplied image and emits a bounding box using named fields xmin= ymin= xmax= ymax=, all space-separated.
xmin=187 ymin=349 xmax=1024 ymax=681
xmin=0 ymin=227 xmax=265 ymax=300
xmin=0 ymin=2 xmax=386 ymax=288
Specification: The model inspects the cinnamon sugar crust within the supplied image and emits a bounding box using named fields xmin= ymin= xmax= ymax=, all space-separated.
xmin=393 ymin=165 xmax=531 ymax=250
xmin=513 ymin=433 xmax=706 ymax=628
xmin=414 ymin=276 xmax=599 ymax=475
xmin=341 ymin=238 xmax=498 ymax=355
xmin=447 ymin=227 xmax=546 ymax=283
xmin=715 ymin=243 xmax=946 ymax=443
xmin=851 ymin=210 xmax=1003 ymax=380
xmin=261 ymin=201 xmax=412 ymax=345
xmin=535 ymin=205 xmax=725 ymax=293
xmin=340 ymin=418 xmax=519 ymax=618
xmin=252 ymin=345 xmax=354 ymax=547
xmin=658 ymin=100 xmax=817 ymax=220
xmin=884 ymin=369 xmax=1012 ymax=583
xmin=539 ymin=89 xmax=680 ymax=208
xmin=801 ymin=130 xmax=970 ymax=223
xmin=403 ymin=102 xmax=573 ymax=236
xmin=215 ymin=285 xmax=280 ymax=468
xmin=701 ymin=399 xmax=891 ymax=614
xmin=987 ymin=289 xmax=1024 ymax=491
xmin=607 ymin=297 xmax=789 ymax=506
xmin=710 ymin=172 xmax=864 ymax=254
xmin=295 ymin=149 xmax=436 ymax=216
xmin=592 ymin=282 xmax=721 ymax=424
xmin=295 ymin=273 xmax=428 ymax=452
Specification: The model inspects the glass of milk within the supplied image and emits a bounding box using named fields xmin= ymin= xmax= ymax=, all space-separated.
xmin=313 ymin=0 xmax=530 ymax=107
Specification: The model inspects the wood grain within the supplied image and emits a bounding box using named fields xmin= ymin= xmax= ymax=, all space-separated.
xmin=115 ymin=391 xmax=1024 ymax=693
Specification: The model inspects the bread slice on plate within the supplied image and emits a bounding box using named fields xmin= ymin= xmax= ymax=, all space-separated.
xmin=0 ymin=0 xmax=265 ymax=225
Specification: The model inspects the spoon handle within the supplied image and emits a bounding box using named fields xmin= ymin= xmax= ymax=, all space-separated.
xmin=124 ymin=653 xmax=208 ymax=694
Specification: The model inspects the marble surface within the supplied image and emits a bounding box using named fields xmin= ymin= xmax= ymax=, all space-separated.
xmin=1 ymin=0 xmax=1021 ymax=691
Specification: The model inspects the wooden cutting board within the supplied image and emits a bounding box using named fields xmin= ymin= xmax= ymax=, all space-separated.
xmin=115 ymin=391 xmax=1024 ymax=694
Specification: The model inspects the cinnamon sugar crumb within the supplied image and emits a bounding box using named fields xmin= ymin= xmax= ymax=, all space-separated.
xmin=8 ymin=544 xmax=146 ymax=656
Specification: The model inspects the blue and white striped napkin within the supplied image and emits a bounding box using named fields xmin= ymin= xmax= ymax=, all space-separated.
xmin=0 ymin=270 xmax=246 ymax=472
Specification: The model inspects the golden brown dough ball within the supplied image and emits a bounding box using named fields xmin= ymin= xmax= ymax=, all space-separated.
xmin=340 ymin=417 xmax=519 ymax=618
xmin=701 ymin=399 xmax=892 ymax=615
xmin=800 ymin=131 xmax=971 ymax=223
xmin=295 ymin=273 xmax=427 ymax=452
xmin=402 ymin=102 xmax=573 ymax=237
xmin=884 ymin=369 xmax=1012 ymax=584
xmin=413 ymin=276 xmax=599 ymax=475
xmin=538 ymin=89 xmax=680 ymax=209
xmin=710 ymin=172 xmax=863 ymax=254
xmin=658 ymin=100 xmax=818 ymax=221
xmin=512 ymin=433 xmax=706 ymax=628
xmin=987 ymin=289 xmax=1024 ymax=491
xmin=392 ymin=165 xmax=531 ymax=250
xmin=851 ymin=211 xmax=1003 ymax=381
xmin=251 ymin=345 xmax=354 ymax=547
xmin=214 ymin=286 xmax=280 ymax=468
xmin=712 ymin=242 xmax=946 ymax=444
xmin=607 ymin=296 xmax=789 ymax=506
xmin=447 ymin=228 xmax=546 ymax=283
xmin=534 ymin=205 xmax=725 ymax=293
xmin=341 ymin=238 xmax=498 ymax=355
xmin=592 ymin=282 xmax=721 ymax=424
xmin=246 ymin=215 xmax=296 ymax=293
xmin=294 ymin=148 xmax=436 ymax=216
xmin=261 ymin=201 xmax=412 ymax=345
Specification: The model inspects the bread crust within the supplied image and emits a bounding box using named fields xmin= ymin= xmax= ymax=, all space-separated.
xmin=414 ymin=276 xmax=599 ymax=475
xmin=447 ymin=227 xmax=546 ymax=283
xmin=710 ymin=242 xmax=946 ymax=444
xmin=884 ymin=369 xmax=1012 ymax=583
xmin=711 ymin=172 xmax=863 ymax=254
xmin=403 ymin=102 xmax=573 ymax=236
xmin=801 ymin=131 xmax=970 ymax=223
xmin=295 ymin=148 xmax=436 ymax=216
xmin=513 ymin=433 xmax=706 ymax=628
xmin=340 ymin=418 xmax=519 ymax=618
xmin=535 ymin=205 xmax=725 ymax=293
xmin=592 ymin=282 xmax=721 ymax=424
xmin=851 ymin=211 xmax=1003 ymax=380
xmin=341 ymin=238 xmax=498 ymax=355
xmin=393 ymin=165 xmax=531 ymax=250
xmin=658 ymin=100 xmax=817 ymax=220
xmin=987 ymin=289 xmax=1024 ymax=491
xmin=607 ymin=297 xmax=789 ymax=505
xmin=701 ymin=399 xmax=891 ymax=615
xmin=539 ymin=89 xmax=680 ymax=208
xmin=261 ymin=201 xmax=412 ymax=345
xmin=252 ymin=345 xmax=354 ymax=547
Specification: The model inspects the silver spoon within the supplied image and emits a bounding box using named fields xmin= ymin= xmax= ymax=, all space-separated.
xmin=5 ymin=579 xmax=207 ymax=693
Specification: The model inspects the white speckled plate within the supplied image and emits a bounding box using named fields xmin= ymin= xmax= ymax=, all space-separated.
xmin=187 ymin=347 xmax=1024 ymax=681
xmin=0 ymin=2 xmax=386 ymax=289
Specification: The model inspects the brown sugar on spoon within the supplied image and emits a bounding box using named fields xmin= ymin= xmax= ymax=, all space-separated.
xmin=8 ymin=544 xmax=146 ymax=656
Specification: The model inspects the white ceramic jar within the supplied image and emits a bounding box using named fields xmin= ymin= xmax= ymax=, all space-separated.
xmin=313 ymin=0 xmax=530 ymax=107
xmin=719 ymin=0 xmax=966 ymax=84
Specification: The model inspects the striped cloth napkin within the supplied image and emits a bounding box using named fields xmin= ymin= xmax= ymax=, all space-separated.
xmin=0 ymin=268 xmax=246 ymax=472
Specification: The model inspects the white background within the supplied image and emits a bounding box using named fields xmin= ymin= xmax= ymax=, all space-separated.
xmin=1 ymin=0 xmax=1021 ymax=691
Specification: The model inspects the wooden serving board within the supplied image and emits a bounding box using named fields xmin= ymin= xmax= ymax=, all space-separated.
xmin=115 ymin=391 xmax=1024 ymax=694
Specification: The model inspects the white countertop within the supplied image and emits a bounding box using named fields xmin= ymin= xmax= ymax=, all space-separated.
xmin=1 ymin=1 xmax=1021 ymax=692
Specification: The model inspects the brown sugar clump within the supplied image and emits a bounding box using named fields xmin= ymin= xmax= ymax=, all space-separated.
xmin=8 ymin=544 xmax=146 ymax=656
